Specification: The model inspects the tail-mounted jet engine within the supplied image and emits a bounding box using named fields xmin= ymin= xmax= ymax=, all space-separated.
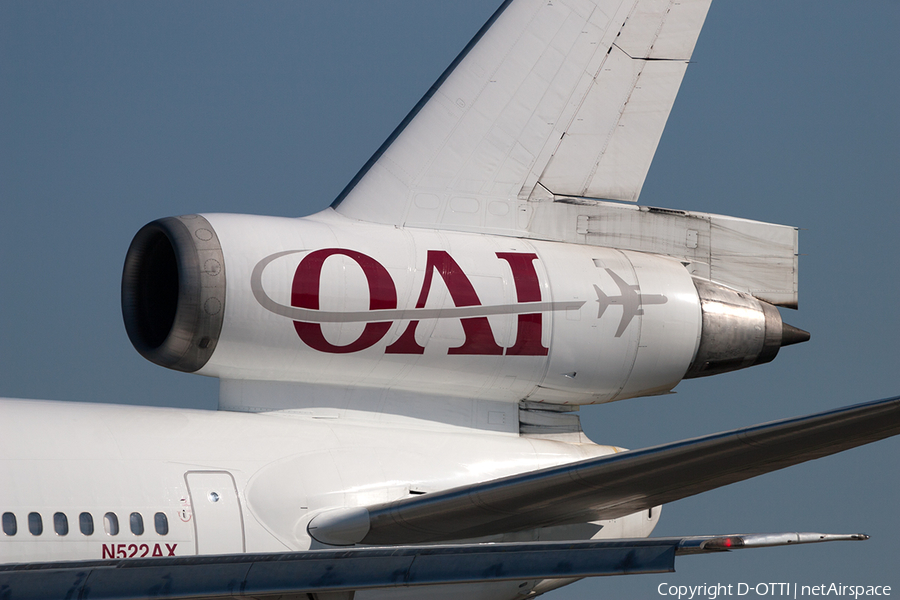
xmin=122 ymin=212 xmax=808 ymax=405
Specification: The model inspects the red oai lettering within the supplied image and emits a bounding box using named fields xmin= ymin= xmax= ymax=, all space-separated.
xmin=292 ymin=249 xmax=398 ymax=353
xmin=165 ymin=543 xmax=177 ymax=556
xmin=386 ymin=250 xmax=503 ymax=355
xmin=152 ymin=544 xmax=163 ymax=557
xmin=495 ymin=252 xmax=548 ymax=356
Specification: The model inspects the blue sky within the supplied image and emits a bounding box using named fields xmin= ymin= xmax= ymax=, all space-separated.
xmin=2 ymin=2 xmax=899 ymax=598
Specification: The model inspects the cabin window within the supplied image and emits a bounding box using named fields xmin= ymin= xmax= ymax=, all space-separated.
xmin=28 ymin=512 xmax=42 ymax=536
xmin=1 ymin=512 xmax=16 ymax=536
xmin=104 ymin=512 xmax=119 ymax=536
xmin=80 ymin=512 xmax=94 ymax=536
xmin=53 ymin=512 xmax=68 ymax=536
xmin=154 ymin=512 xmax=168 ymax=536
xmin=130 ymin=512 xmax=144 ymax=535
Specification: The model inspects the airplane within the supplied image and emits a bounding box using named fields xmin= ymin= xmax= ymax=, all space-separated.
xmin=593 ymin=269 xmax=668 ymax=337
xmin=4 ymin=1 xmax=900 ymax=600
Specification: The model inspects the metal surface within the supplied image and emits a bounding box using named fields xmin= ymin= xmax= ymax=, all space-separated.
xmin=309 ymin=395 xmax=900 ymax=545
xmin=185 ymin=472 xmax=245 ymax=555
xmin=518 ymin=401 xmax=583 ymax=436
xmin=0 ymin=540 xmax=676 ymax=599
xmin=334 ymin=0 xmax=712 ymax=228
xmin=675 ymin=533 xmax=869 ymax=555
xmin=531 ymin=199 xmax=800 ymax=308
xmin=0 ymin=533 xmax=865 ymax=600
xmin=684 ymin=278 xmax=807 ymax=379
xmin=121 ymin=214 xmax=226 ymax=372
xmin=192 ymin=211 xmax=704 ymax=406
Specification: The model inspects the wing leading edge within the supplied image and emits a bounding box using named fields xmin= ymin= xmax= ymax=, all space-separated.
xmin=308 ymin=395 xmax=900 ymax=545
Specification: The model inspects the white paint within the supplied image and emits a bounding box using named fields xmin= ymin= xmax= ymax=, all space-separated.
xmin=202 ymin=209 xmax=701 ymax=408
xmin=0 ymin=398 xmax=654 ymax=565
xmin=334 ymin=0 xmax=711 ymax=226
xmin=185 ymin=472 xmax=245 ymax=554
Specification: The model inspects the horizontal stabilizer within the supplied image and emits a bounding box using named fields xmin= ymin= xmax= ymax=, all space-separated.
xmin=309 ymin=395 xmax=900 ymax=545
xmin=530 ymin=200 xmax=800 ymax=307
xmin=0 ymin=534 xmax=866 ymax=599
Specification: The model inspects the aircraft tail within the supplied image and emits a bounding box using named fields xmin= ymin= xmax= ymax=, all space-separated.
xmin=332 ymin=0 xmax=713 ymax=229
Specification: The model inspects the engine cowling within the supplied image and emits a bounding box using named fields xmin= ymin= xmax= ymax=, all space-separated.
xmin=122 ymin=214 xmax=226 ymax=372
xmin=122 ymin=210 xmax=807 ymax=405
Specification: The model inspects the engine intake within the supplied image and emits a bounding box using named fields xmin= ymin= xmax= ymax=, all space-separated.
xmin=122 ymin=215 xmax=226 ymax=372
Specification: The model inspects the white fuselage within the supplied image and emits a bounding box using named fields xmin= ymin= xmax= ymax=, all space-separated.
xmin=0 ymin=398 xmax=658 ymax=568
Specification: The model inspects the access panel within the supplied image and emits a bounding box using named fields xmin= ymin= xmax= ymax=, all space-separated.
xmin=185 ymin=471 xmax=245 ymax=555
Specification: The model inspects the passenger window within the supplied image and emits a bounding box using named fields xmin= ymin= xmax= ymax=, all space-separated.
xmin=104 ymin=512 xmax=119 ymax=536
xmin=79 ymin=512 xmax=94 ymax=536
xmin=53 ymin=512 xmax=68 ymax=536
xmin=2 ymin=512 xmax=16 ymax=536
xmin=28 ymin=512 xmax=42 ymax=536
xmin=154 ymin=512 xmax=168 ymax=536
xmin=130 ymin=512 xmax=144 ymax=535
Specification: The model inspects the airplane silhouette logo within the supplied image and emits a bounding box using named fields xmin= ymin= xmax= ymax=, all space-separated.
xmin=594 ymin=269 xmax=668 ymax=337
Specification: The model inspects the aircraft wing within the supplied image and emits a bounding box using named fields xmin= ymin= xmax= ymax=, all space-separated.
xmin=309 ymin=395 xmax=900 ymax=545
xmin=333 ymin=0 xmax=712 ymax=228
xmin=0 ymin=534 xmax=867 ymax=600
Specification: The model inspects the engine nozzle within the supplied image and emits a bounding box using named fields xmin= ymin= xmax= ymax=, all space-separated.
xmin=684 ymin=279 xmax=808 ymax=379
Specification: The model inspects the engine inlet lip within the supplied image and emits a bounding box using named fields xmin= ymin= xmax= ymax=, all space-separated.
xmin=122 ymin=215 xmax=225 ymax=372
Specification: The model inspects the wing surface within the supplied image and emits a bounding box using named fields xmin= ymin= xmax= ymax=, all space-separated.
xmin=333 ymin=0 xmax=712 ymax=229
xmin=308 ymin=395 xmax=900 ymax=545
xmin=0 ymin=534 xmax=865 ymax=600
